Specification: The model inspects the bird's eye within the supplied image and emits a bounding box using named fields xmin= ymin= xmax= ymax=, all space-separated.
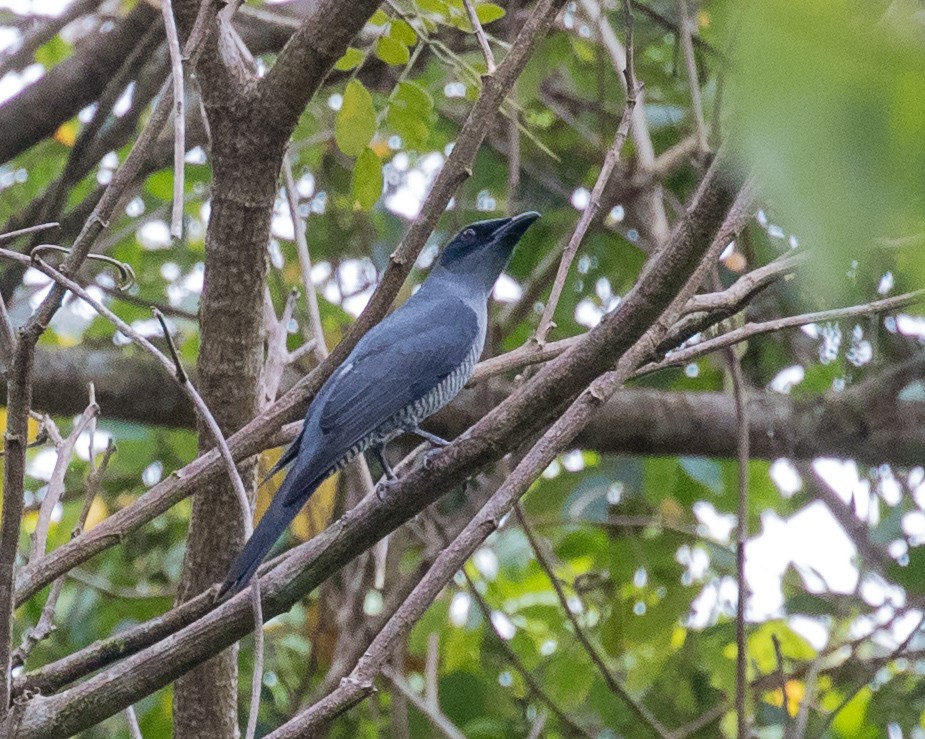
xmin=462 ymin=228 xmax=476 ymax=240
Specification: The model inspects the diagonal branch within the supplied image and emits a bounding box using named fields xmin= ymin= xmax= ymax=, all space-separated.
xmin=535 ymin=0 xmax=640 ymax=342
xmin=513 ymin=504 xmax=671 ymax=737
xmin=5 ymin=147 xmax=741 ymax=739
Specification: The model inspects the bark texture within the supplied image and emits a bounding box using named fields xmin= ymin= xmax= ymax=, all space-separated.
xmin=168 ymin=0 xmax=382 ymax=733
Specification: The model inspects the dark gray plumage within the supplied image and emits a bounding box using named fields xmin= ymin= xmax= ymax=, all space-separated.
xmin=219 ymin=211 xmax=540 ymax=597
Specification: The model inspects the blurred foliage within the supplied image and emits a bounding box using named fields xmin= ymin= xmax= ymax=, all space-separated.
xmin=1 ymin=0 xmax=925 ymax=736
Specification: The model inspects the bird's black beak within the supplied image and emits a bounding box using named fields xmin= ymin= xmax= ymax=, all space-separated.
xmin=491 ymin=211 xmax=541 ymax=243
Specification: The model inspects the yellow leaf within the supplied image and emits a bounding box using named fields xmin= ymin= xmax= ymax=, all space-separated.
xmin=22 ymin=509 xmax=38 ymax=534
xmin=370 ymin=139 xmax=390 ymax=158
xmin=256 ymin=451 xmax=339 ymax=542
xmin=54 ymin=122 xmax=77 ymax=147
xmin=764 ymin=679 xmax=805 ymax=717
xmin=659 ymin=497 xmax=684 ymax=522
xmin=292 ymin=475 xmax=338 ymax=541
xmin=83 ymin=496 xmax=109 ymax=531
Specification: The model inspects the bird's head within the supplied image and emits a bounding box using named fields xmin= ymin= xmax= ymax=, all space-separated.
xmin=433 ymin=211 xmax=541 ymax=294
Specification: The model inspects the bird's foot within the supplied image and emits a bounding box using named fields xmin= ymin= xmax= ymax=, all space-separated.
xmin=375 ymin=477 xmax=401 ymax=501
xmin=422 ymin=447 xmax=444 ymax=471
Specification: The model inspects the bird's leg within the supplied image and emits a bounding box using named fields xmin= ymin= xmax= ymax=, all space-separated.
xmin=373 ymin=444 xmax=401 ymax=501
xmin=374 ymin=444 xmax=397 ymax=480
xmin=408 ymin=427 xmax=452 ymax=471
xmin=409 ymin=427 xmax=451 ymax=448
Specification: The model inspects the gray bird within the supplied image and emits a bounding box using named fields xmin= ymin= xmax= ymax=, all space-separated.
xmin=219 ymin=211 xmax=540 ymax=597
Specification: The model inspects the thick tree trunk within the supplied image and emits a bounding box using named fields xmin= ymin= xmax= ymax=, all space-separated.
xmin=172 ymin=142 xmax=281 ymax=735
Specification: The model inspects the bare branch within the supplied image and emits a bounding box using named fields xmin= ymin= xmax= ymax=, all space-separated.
xmin=381 ymin=666 xmax=466 ymax=739
xmin=0 ymin=223 xmax=59 ymax=244
xmin=676 ymin=0 xmax=709 ymax=152
xmin=245 ymin=583 xmax=264 ymax=739
xmin=513 ymin=504 xmax=671 ymax=736
xmin=161 ymin=0 xmax=187 ymax=239
xmin=724 ymin=343 xmax=750 ymax=738
xmin=30 ymin=257 xmax=253 ymax=539
xmin=282 ymin=155 xmax=328 ymax=361
xmin=535 ymin=0 xmax=639 ymax=341
xmin=124 ymin=705 xmax=143 ymax=739
xmin=580 ymin=0 xmax=670 ymax=244
xmin=644 ymin=288 xmax=925 ymax=373
xmin=461 ymin=0 xmax=496 ymax=72
xmin=29 ymin=403 xmax=99 ymax=562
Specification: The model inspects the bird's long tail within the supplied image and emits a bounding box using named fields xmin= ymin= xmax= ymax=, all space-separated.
xmin=217 ymin=472 xmax=315 ymax=599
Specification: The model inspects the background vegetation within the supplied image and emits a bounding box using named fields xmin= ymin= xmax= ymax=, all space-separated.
xmin=1 ymin=0 xmax=924 ymax=736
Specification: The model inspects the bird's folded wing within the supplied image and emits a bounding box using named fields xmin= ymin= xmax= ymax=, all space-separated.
xmin=283 ymin=304 xmax=478 ymax=505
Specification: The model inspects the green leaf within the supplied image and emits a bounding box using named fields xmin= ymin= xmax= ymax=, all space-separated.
xmin=390 ymin=19 xmax=418 ymax=46
xmin=678 ymin=456 xmax=724 ymax=495
xmin=417 ymin=0 xmax=449 ymax=15
xmin=387 ymin=81 xmax=433 ymax=149
xmin=145 ymin=170 xmax=175 ymax=201
xmin=376 ymin=35 xmax=410 ymax=66
xmin=475 ymin=2 xmax=505 ymax=24
xmin=333 ymin=47 xmax=364 ymax=71
xmin=351 ymin=147 xmax=383 ymax=211
xmin=369 ymin=8 xmax=389 ymax=25
xmin=335 ymin=80 xmax=377 ymax=157
xmin=888 ymin=545 xmax=925 ymax=594
xmin=395 ymin=80 xmax=433 ymax=115
xmin=728 ymin=0 xmax=925 ymax=299
xmin=34 ymin=35 xmax=71 ymax=67
xmin=832 ymin=686 xmax=874 ymax=739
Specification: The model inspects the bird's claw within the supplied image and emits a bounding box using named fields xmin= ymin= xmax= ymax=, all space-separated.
xmin=422 ymin=447 xmax=443 ymax=471
xmin=375 ymin=477 xmax=401 ymax=501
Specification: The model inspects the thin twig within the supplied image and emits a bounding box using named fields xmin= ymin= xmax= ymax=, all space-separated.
xmin=161 ymin=0 xmax=186 ymax=239
xmin=0 ymin=222 xmax=59 ymax=244
xmin=30 ymin=257 xmax=252 ymax=539
xmin=14 ymin=436 xmax=114 ymax=668
xmin=124 ymin=705 xmax=143 ymax=739
xmin=461 ymin=0 xmax=496 ymax=72
xmin=152 ymin=309 xmax=188 ymax=383
xmin=75 ymin=442 xmax=116 ymax=539
xmin=245 ymin=581 xmax=265 ymax=739
xmin=0 ymin=292 xmax=16 ymax=370
xmin=425 ymin=633 xmax=439 ymax=710
xmin=513 ymin=504 xmax=671 ymax=737
xmin=793 ymin=659 xmax=819 ymax=738
xmin=381 ymin=666 xmax=466 ymax=739
xmin=30 ymin=244 xmax=136 ymax=289
xmin=579 ymin=0 xmax=670 ymax=245
xmin=12 ymin=579 xmax=65 ymax=670
xmin=262 ymin=288 xmax=301 ymax=405
xmin=282 ymin=155 xmax=328 ymax=361
xmin=29 ymin=403 xmax=99 ymax=562
xmin=771 ymin=633 xmax=790 ymax=737
xmin=676 ymin=0 xmax=708 ymax=152
xmin=526 ymin=710 xmax=548 ymax=739
xmin=463 ymin=574 xmax=595 ymax=738
xmin=645 ymin=288 xmax=925 ymax=374
xmin=725 ymin=343 xmax=750 ymax=738
xmin=534 ymin=0 xmax=639 ymax=342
